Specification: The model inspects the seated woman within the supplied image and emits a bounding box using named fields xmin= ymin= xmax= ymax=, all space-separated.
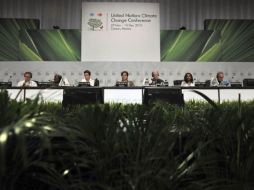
xmin=117 ymin=71 xmax=135 ymax=87
xmin=181 ymin=72 xmax=195 ymax=87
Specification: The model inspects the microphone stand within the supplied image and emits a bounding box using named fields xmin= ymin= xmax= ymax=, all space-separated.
xmin=23 ymin=87 xmax=26 ymax=102
xmin=15 ymin=82 xmax=26 ymax=101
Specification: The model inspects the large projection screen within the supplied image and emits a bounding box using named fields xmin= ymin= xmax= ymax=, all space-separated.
xmin=82 ymin=2 xmax=160 ymax=62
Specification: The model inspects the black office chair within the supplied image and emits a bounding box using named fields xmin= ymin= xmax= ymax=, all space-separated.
xmin=243 ymin=79 xmax=254 ymax=87
xmin=205 ymin=80 xmax=211 ymax=87
xmin=33 ymin=80 xmax=39 ymax=86
xmin=94 ymin=78 xmax=100 ymax=86
xmin=173 ymin=80 xmax=182 ymax=86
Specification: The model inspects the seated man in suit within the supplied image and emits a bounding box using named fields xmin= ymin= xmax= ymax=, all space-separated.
xmin=150 ymin=70 xmax=164 ymax=85
xmin=210 ymin=71 xmax=231 ymax=87
xmin=143 ymin=70 xmax=164 ymax=86
xmin=119 ymin=71 xmax=135 ymax=87
xmin=17 ymin=71 xmax=37 ymax=87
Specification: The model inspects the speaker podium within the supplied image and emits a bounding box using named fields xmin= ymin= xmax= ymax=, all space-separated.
xmin=62 ymin=87 xmax=103 ymax=108
xmin=143 ymin=87 xmax=184 ymax=106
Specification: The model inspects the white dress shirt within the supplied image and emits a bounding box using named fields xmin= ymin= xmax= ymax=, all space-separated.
xmin=181 ymin=81 xmax=195 ymax=87
xmin=17 ymin=80 xmax=38 ymax=87
xmin=58 ymin=77 xmax=70 ymax=86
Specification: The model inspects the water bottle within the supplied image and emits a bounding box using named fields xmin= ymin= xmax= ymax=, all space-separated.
xmin=8 ymin=75 xmax=12 ymax=87
xmin=74 ymin=79 xmax=79 ymax=87
xmin=144 ymin=78 xmax=149 ymax=86
xmin=164 ymin=80 xmax=168 ymax=86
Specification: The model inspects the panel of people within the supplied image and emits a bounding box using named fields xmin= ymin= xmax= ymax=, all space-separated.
xmin=16 ymin=70 xmax=231 ymax=87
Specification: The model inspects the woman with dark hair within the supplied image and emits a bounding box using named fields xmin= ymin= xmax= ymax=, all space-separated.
xmin=120 ymin=71 xmax=135 ymax=87
xmin=181 ymin=72 xmax=195 ymax=87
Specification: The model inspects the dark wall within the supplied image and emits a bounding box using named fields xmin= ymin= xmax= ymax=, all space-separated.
xmin=0 ymin=0 xmax=253 ymax=29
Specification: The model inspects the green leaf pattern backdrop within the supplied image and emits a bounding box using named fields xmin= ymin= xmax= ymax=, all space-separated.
xmin=0 ymin=19 xmax=39 ymax=61
xmin=204 ymin=19 xmax=254 ymax=62
xmin=19 ymin=30 xmax=81 ymax=61
xmin=160 ymin=30 xmax=221 ymax=61
xmin=0 ymin=19 xmax=253 ymax=61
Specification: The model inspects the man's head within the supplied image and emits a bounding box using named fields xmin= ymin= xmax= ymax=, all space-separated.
xmin=216 ymin=72 xmax=224 ymax=83
xmin=121 ymin=71 xmax=129 ymax=81
xmin=54 ymin=74 xmax=62 ymax=84
xmin=84 ymin=70 xmax=91 ymax=81
xmin=24 ymin=72 xmax=32 ymax=82
xmin=152 ymin=70 xmax=160 ymax=80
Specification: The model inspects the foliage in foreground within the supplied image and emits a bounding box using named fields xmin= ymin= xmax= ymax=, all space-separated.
xmin=0 ymin=90 xmax=254 ymax=190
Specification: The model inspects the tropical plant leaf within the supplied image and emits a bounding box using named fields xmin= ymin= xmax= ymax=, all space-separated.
xmin=1 ymin=90 xmax=254 ymax=190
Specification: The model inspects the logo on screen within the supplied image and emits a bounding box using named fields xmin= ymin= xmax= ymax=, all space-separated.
xmin=88 ymin=13 xmax=104 ymax=31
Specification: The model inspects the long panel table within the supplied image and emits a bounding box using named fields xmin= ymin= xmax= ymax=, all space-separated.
xmin=4 ymin=87 xmax=254 ymax=104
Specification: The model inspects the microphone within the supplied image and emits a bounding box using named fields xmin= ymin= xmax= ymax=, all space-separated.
xmin=8 ymin=75 xmax=12 ymax=82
